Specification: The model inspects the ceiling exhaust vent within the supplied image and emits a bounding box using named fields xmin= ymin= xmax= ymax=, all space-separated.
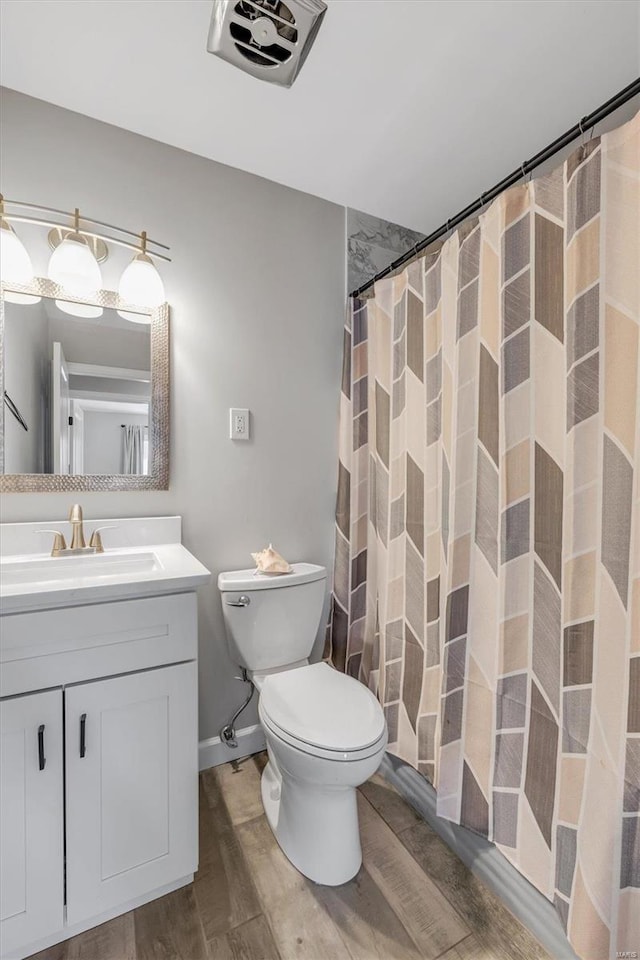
xmin=207 ymin=0 xmax=327 ymax=88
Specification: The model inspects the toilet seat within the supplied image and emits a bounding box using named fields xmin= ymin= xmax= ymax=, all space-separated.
xmin=259 ymin=662 xmax=386 ymax=761
xmin=260 ymin=707 xmax=387 ymax=761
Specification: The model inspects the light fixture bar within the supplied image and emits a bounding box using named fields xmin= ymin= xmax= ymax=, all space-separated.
xmin=1 ymin=212 xmax=171 ymax=262
xmin=0 ymin=198 xmax=170 ymax=253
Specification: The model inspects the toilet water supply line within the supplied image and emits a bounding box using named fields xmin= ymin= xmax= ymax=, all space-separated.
xmin=220 ymin=668 xmax=255 ymax=748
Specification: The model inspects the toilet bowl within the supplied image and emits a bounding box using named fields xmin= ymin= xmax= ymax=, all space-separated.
xmin=257 ymin=662 xmax=387 ymax=885
xmin=218 ymin=563 xmax=387 ymax=885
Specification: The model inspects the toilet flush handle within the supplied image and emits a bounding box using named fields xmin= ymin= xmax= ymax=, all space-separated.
xmin=226 ymin=595 xmax=251 ymax=607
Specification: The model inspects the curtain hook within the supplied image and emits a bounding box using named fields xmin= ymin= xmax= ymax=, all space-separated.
xmin=578 ymin=116 xmax=589 ymax=148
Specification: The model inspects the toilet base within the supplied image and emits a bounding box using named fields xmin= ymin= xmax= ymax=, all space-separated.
xmin=260 ymin=754 xmax=363 ymax=886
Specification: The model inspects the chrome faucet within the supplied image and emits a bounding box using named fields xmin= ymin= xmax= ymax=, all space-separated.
xmin=39 ymin=505 xmax=113 ymax=557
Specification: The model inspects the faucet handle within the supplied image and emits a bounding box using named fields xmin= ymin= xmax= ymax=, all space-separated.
xmin=69 ymin=503 xmax=83 ymax=523
xmin=35 ymin=530 xmax=68 ymax=557
xmin=88 ymin=525 xmax=117 ymax=553
xmin=88 ymin=530 xmax=104 ymax=553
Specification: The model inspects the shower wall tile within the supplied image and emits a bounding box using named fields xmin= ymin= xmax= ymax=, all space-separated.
xmin=347 ymin=208 xmax=425 ymax=294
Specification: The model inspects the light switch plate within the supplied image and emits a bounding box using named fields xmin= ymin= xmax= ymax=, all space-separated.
xmin=229 ymin=408 xmax=250 ymax=440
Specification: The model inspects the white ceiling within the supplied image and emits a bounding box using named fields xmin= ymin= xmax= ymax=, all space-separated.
xmin=1 ymin=0 xmax=638 ymax=233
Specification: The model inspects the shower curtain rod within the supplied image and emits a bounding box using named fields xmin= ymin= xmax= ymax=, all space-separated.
xmin=350 ymin=77 xmax=640 ymax=298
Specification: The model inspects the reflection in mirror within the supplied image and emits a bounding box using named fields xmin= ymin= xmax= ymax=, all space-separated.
xmin=3 ymin=296 xmax=151 ymax=476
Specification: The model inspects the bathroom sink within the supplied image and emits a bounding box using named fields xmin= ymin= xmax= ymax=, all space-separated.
xmin=1 ymin=551 xmax=160 ymax=587
xmin=0 ymin=517 xmax=211 ymax=614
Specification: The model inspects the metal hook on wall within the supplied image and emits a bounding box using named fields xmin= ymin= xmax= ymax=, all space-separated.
xmin=578 ymin=116 xmax=590 ymax=154
xmin=408 ymin=239 xmax=421 ymax=267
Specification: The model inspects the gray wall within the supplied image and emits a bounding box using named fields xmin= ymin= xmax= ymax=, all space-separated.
xmin=83 ymin=412 xmax=148 ymax=476
xmin=0 ymin=88 xmax=346 ymax=742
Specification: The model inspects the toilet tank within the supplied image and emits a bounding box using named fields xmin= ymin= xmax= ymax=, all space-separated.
xmin=218 ymin=563 xmax=327 ymax=673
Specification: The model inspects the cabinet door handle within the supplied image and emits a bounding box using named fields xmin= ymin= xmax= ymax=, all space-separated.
xmin=80 ymin=713 xmax=87 ymax=758
xmin=38 ymin=724 xmax=46 ymax=771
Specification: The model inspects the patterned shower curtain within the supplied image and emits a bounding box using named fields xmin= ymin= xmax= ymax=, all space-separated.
xmin=328 ymin=111 xmax=639 ymax=960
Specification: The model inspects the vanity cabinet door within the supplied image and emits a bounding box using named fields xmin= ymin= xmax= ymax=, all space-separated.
xmin=65 ymin=662 xmax=198 ymax=925
xmin=0 ymin=689 xmax=64 ymax=955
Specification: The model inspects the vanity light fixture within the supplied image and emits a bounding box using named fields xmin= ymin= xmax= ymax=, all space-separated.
xmin=0 ymin=197 xmax=170 ymax=313
xmin=0 ymin=219 xmax=34 ymax=285
xmin=0 ymin=195 xmax=39 ymax=304
xmin=117 ymin=231 xmax=165 ymax=324
xmin=48 ymin=208 xmax=102 ymax=298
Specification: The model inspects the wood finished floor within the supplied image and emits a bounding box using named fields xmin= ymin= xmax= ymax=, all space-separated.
xmin=32 ymin=753 xmax=551 ymax=960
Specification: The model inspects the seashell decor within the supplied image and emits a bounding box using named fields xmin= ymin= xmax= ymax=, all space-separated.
xmin=251 ymin=544 xmax=292 ymax=575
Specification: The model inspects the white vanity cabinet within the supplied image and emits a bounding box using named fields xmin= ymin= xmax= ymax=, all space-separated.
xmin=0 ymin=690 xmax=64 ymax=956
xmin=0 ymin=587 xmax=203 ymax=960
xmin=65 ymin=663 xmax=197 ymax=925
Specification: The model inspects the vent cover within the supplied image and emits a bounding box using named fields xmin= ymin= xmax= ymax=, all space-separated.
xmin=207 ymin=0 xmax=327 ymax=88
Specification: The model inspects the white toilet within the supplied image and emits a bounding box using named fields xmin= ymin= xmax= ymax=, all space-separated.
xmin=218 ymin=562 xmax=387 ymax=886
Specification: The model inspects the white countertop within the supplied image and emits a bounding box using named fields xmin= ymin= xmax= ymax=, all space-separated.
xmin=0 ymin=517 xmax=211 ymax=614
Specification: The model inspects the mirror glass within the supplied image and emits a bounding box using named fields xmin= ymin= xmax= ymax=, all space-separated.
xmin=3 ymin=295 xmax=152 ymax=476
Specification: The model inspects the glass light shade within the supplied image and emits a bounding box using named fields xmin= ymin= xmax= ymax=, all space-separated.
xmin=118 ymin=254 xmax=164 ymax=309
xmin=3 ymin=291 xmax=41 ymax=305
xmin=48 ymin=234 xmax=102 ymax=297
xmin=55 ymin=299 xmax=103 ymax=319
xmin=1 ymin=220 xmax=35 ymax=286
xmin=117 ymin=309 xmax=152 ymax=325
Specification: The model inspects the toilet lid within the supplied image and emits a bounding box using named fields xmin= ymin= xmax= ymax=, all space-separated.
xmin=260 ymin=662 xmax=386 ymax=752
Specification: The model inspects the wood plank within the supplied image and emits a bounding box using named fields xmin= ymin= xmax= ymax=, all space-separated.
xmin=195 ymin=774 xmax=262 ymax=939
xmin=399 ymin=822 xmax=551 ymax=960
xmin=134 ymin=884 xmax=208 ymax=960
xmin=438 ymin=934 xmax=500 ymax=959
xmin=207 ymin=915 xmax=281 ymax=960
xmin=213 ymin=757 xmax=265 ymax=825
xmin=66 ymin=915 xmax=136 ymax=960
xmin=26 ymin=943 xmax=67 ymax=960
xmin=357 ymin=793 xmax=469 ymax=959
xmin=359 ymin=774 xmax=423 ymax=834
xmin=28 ymin=914 xmax=136 ymax=960
xmin=314 ymin=867 xmax=423 ymax=960
xmin=234 ymin=815 xmax=352 ymax=960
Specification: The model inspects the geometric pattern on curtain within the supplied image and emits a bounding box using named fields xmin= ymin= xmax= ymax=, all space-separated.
xmin=327 ymin=111 xmax=639 ymax=960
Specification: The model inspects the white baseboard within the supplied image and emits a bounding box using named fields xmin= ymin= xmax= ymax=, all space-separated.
xmin=199 ymin=723 xmax=266 ymax=771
